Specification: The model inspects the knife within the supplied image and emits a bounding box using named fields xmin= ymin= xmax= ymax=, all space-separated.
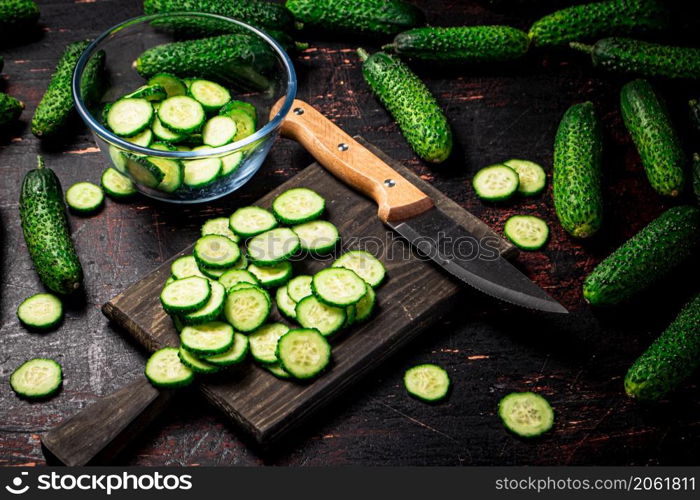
xmin=270 ymin=99 xmax=567 ymax=314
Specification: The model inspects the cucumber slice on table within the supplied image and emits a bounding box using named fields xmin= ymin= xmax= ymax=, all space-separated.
xmin=125 ymin=128 xmax=154 ymax=147
xmin=107 ymin=98 xmax=154 ymax=136
xmin=145 ymin=347 xmax=194 ymax=388
xmin=247 ymin=228 xmax=300 ymax=266
xmin=295 ymin=295 xmax=346 ymax=336
xmin=272 ymin=187 xmax=325 ymax=224
xmin=194 ymin=234 xmax=241 ymax=269
xmin=160 ymin=276 xmax=211 ymax=314
xmin=473 ymin=164 xmax=520 ymax=201
xmin=158 ymin=96 xmax=205 ymax=134
xmin=101 ymin=168 xmax=137 ymax=199
xmin=264 ymin=362 xmax=292 ymax=379
xmin=202 ymin=115 xmax=237 ymax=147
xmin=201 ymin=217 xmax=239 ymax=242
xmin=248 ymin=323 xmax=290 ymax=364
xmin=354 ymin=285 xmax=376 ymax=323
xmin=275 ymin=286 xmax=298 ymax=320
xmin=10 ymin=358 xmax=62 ymax=399
xmin=292 ymin=220 xmax=339 ymax=253
xmin=404 ymin=364 xmax=450 ymax=403
xmin=504 ymin=215 xmax=549 ymax=251
xmin=312 ymin=268 xmax=367 ymax=307
xmin=65 ymin=182 xmax=104 ymax=214
xmin=188 ymin=79 xmax=231 ymax=112
xmin=503 ymin=159 xmax=547 ymax=196
xmin=498 ymin=392 xmax=554 ymax=437
xmin=181 ymin=280 xmax=226 ymax=325
xmin=224 ymin=286 xmax=271 ymax=332
xmin=124 ymin=84 xmax=167 ymax=102
xmin=332 ymin=250 xmax=386 ymax=288
xmin=287 ymin=275 xmax=313 ymax=303
xmin=178 ymin=346 xmax=220 ymax=374
xmin=171 ymin=255 xmax=206 ymax=279
xmin=218 ymin=269 xmax=258 ymax=291
xmin=17 ymin=293 xmax=63 ymax=330
xmin=229 ymin=206 xmax=277 ymax=238
xmin=184 ymin=158 xmax=221 ymax=188
xmin=277 ymin=328 xmax=331 ymax=380
xmin=205 ymin=332 xmax=249 ymax=366
xmin=180 ymin=321 xmax=234 ymax=355
xmin=148 ymin=73 xmax=187 ymax=98
xmin=248 ymin=261 xmax=293 ymax=288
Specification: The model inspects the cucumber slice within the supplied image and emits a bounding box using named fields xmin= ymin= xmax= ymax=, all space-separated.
xmin=160 ymin=276 xmax=211 ymax=314
xmin=17 ymin=293 xmax=63 ymax=330
xmin=498 ymin=392 xmax=554 ymax=437
xmin=248 ymin=322 xmax=290 ymax=364
xmin=201 ymin=217 xmax=239 ymax=242
xmin=224 ymin=286 xmax=271 ymax=332
xmin=149 ymin=142 xmax=184 ymax=193
xmin=247 ymin=228 xmax=300 ymax=266
xmin=332 ymin=250 xmax=386 ymax=288
xmin=503 ymin=159 xmax=547 ymax=196
xmin=176 ymin=145 xmax=191 ymax=152
xmin=220 ymin=100 xmax=256 ymax=120
xmin=180 ymin=321 xmax=234 ymax=355
xmin=109 ymin=145 xmax=128 ymax=173
xmin=404 ymin=364 xmax=450 ymax=403
xmin=504 ymin=215 xmax=549 ymax=251
xmin=221 ymin=151 xmax=243 ymax=176
xmin=473 ymin=164 xmax=520 ymax=201
xmin=171 ymin=255 xmax=206 ymax=279
xmin=277 ymin=328 xmax=331 ymax=380
xmin=188 ymin=79 xmax=231 ymax=113
xmin=272 ymin=188 xmax=325 ymax=224
xmin=145 ymin=347 xmax=194 ymax=388
xmin=275 ymin=286 xmax=297 ymax=320
xmin=205 ymin=332 xmax=249 ymax=366
xmin=101 ymin=168 xmax=137 ymax=199
xmin=152 ymin=116 xmax=185 ymax=143
xmin=295 ymin=295 xmax=346 ymax=336
xmin=148 ymin=73 xmax=187 ymax=98
xmin=218 ymin=269 xmax=258 ymax=291
xmin=158 ymin=96 xmax=206 ymax=134
xmin=292 ymin=220 xmax=339 ymax=253
xmin=65 ymin=182 xmax=104 ymax=214
xmin=220 ymin=100 xmax=257 ymax=141
xmin=181 ymin=280 xmax=226 ymax=325
xmin=264 ymin=362 xmax=292 ymax=379
xmin=229 ymin=282 xmax=259 ymax=292
xmin=178 ymin=346 xmax=220 ymax=374
xmin=125 ymin=155 xmax=165 ymax=188
xmin=312 ymin=268 xmax=367 ymax=307
xmin=354 ymin=285 xmax=376 ymax=323
xmin=125 ymin=84 xmax=167 ymax=102
xmin=232 ymin=253 xmax=248 ymax=270
xmin=202 ymin=115 xmax=237 ymax=147
xmin=198 ymin=264 xmax=228 ymax=280
xmin=229 ymin=206 xmax=277 ymax=238
xmin=10 ymin=358 xmax=62 ymax=399
xmin=248 ymin=261 xmax=293 ymax=288
xmin=125 ymin=128 xmax=153 ymax=147
xmin=184 ymin=158 xmax=221 ymax=188
xmin=107 ymin=98 xmax=154 ymax=136
xmin=194 ymin=234 xmax=241 ymax=269
xmin=287 ymin=275 xmax=312 ymax=303
xmin=344 ymin=305 xmax=357 ymax=327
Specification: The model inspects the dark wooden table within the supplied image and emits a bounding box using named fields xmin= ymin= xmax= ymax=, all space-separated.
xmin=1 ymin=0 xmax=698 ymax=466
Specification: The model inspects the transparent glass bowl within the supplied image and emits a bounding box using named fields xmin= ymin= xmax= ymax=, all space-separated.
xmin=72 ymin=13 xmax=297 ymax=203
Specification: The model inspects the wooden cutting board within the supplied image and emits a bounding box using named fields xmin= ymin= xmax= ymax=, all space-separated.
xmin=97 ymin=139 xmax=516 ymax=446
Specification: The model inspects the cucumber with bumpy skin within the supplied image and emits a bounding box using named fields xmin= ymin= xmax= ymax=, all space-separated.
xmin=0 ymin=92 xmax=24 ymax=126
xmin=0 ymin=0 xmax=40 ymax=31
xmin=358 ymin=48 xmax=452 ymax=163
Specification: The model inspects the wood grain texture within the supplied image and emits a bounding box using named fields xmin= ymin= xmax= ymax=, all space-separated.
xmin=1 ymin=0 xmax=699 ymax=466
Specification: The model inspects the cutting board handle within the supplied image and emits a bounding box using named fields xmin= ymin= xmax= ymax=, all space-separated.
xmin=270 ymin=98 xmax=434 ymax=223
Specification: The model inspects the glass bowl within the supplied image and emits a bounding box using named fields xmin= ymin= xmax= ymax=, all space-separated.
xmin=72 ymin=13 xmax=297 ymax=203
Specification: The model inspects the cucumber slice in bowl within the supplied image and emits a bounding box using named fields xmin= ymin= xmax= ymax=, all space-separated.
xmin=404 ymin=364 xmax=450 ymax=403
xmin=178 ymin=346 xmax=220 ymax=374
xmin=149 ymin=142 xmax=184 ymax=193
xmin=17 ymin=293 xmax=63 ymax=330
xmin=180 ymin=321 xmax=234 ymax=356
xmin=107 ymin=98 xmax=154 ymax=136
xmin=229 ymin=206 xmax=277 ymax=238
xmin=498 ymin=392 xmax=554 ymax=438
xmin=160 ymin=276 xmax=211 ymax=314
xmin=220 ymin=100 xmax=257 ymax=141
xmin=473 ymin=164 xmax=520 ymax=201
xmin=188 ymin=79 xmax=231 ymax=113
xmin=249 ymin=322 xmax=290 ymax=364
xmin=247 ymin=228 xmax=300 ymax=266
xmin=65 ymin=182 xmax=104 ymax=214
xmin=272 ymin=187 xmax=325 ymax=224
xmin=158 ymin=95 xmax=205 ymax=134
xmin=332 ymin=250 xmax=386 ymax=288
xmin=203 ymin=115 xmax=237 ymax=147
xmin=124 ymin=128 xmax=153 ymax=147
xmin=503 ymin=159 xmax=547 ymax=196
xmin=125 ymin=154 xmax=165 ymax=189
xmin=152 ymin=116 xmax=185 ymax=143
xmin=205 ymin=332 xmax=249 ymax=366
xmin=504 ymin=215 xmax=549 ymax=251
xmin=148 ymin=73 xmax=187 ymax=98
xmin=194 ymin=234 xmax=241 ymax=269
xmin=276 ymin=328 xmax=332 ymax=380
xmin=295 ymin=295 xmax=346 ymax=337
xmin=10 ymin=358 xmax=63 ymax=399
xmin=145 ymin=347 xmax=194 ymax=388
xmin=183 ymin=158 xmax=221 ymax=188
xmin=312 ymin=268 xmax=367 ymax=307
xmin=292 ymin=220 xmax=339 ymax=253
xmin=124 ymin=84 xmax=167 ymax=102
xmin=101 ymin=168 xmax=136 ymax=199
xmin=224 ymin=286 xmax=271 ymax=332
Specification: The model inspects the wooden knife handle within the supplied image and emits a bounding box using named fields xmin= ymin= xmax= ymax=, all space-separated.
xmin=270 ymin=98 xmax=434 ymax=222
xmin=41 ymin=376 xmax=176 ymax=466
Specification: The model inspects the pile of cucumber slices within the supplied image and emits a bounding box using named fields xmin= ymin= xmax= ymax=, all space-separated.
xmin=146 ymin=187 xmax=387 ymax=387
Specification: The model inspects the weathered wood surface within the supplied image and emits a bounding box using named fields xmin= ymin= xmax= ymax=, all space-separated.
xmin=1 ymin=0 xmax=699 ymax=466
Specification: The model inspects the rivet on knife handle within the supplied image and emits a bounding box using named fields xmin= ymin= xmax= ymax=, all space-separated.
xmin=271 ymin=98 xmax=434 ymax=223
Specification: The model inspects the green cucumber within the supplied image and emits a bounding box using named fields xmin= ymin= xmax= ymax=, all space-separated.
xmin=503 ymin=159 xmax=547 ymax=196
xmin=10 ymin=358 xmax=62 ymax=399
xmin=472 ymin=164 xmax=520 ymax=201
xmin=498 ymin=392 xmax=554 ymax=437
xmin=332 ymin=250 xmax=386 ymax=288
xmin=148 ymin=73 xmax=187 ymax=98
xmin=285 ymin=0 xmax=424 ymax=36
xmin=180 ymin=321 xmax=234 ymax=355
xmin=624 ymin=293 xmax=700 ymax=402
xmin=65 ymin=182 xmax=104 ymax=214
xmin=529 ymin=0 xmax=669 ymax=48
xmin=0 ymin=92 xmax=24 ymax=126
xmin=583 ymin=206 xmax=700 ymax=306
xmin=145 ymin=347 xmax=194 ymax=388
xmin=205 ymin=332 xmax=249 ymax=366
xmin=219 ymin=100 xmax=257 ymax=141
xmin=19 ymin=156 xmax=83 ymax=294
xmin=17 ymin=293 xmax=63 ymax=330
xmin=272 ymin=188 xmax=325 ymax=224
xmin=404 ymin=364 xmax=450 ymax=403
xmin=384 ymin=26 xmax=530 ymax=63
xmin=552 ymin=101 xmax=603 ymax=239
xmin=248 ymin=323 xmax=289 ymax=364
xmin=276 ymin=328 xmax=331 ymax=380
xmin=124 ymin=84 xmax=167 ymax=101
xmin=0 ymin=0 xmax=40 ymax=30
xmin=570 ymin=38 xmax=700 ymax=79
xmin=620 ymin=79 xmax=685 ymax=197
xmin=358 ymin=49 xmax=452 ymax=163
xmin=275 ymin=285 xmax=297 ymax=320
xmin=504 ymin=215 xmax=549 ymax=251
xmin=188 ymin=80 xmax=231 ymax=113
xmin=178 ymin=347 xmax=220 ymax=374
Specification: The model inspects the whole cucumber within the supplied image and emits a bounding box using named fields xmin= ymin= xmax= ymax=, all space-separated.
xmin=583 ymin=205 xmax=700 ymax=306
xmin=286 ymin=0 xmax=424 ymax=36
xmin=625 ymin=293 xmax=700 ymax=402
xmin=552 ymin=101 xmax=603 ymax=238
xmin=383 ymin=26 xmax=530 ymax=63
xmin=20 ymin=157 xmax=83 ymax=295
xmin=0 ymin=0 xmax=39 ymax=30
xmin=620 ymin=79 xmax=685 ymax=197
xmin=529 ymin=0 xmax=669 ymax=48
xmin=358 ymin=48 xmax=452 ymax=163
xmin=0 ymin=92 xmax=24 ymax=126
xmin=570 ymin=37 xmax=700 ymax=79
